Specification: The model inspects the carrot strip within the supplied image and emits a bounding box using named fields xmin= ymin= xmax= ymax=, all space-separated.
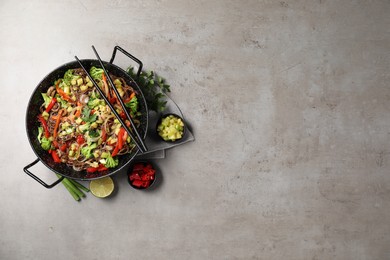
xmin=129 ymin=92 xmax=135 ymax=100
xmin=53 ymin=110 xmax=63 ymax=138
xmin=124 ymin=92 xmax=135 ymax=103
xmin=75 ymin=106 xmax=81 ymax=118
xmin=56 ymin=83 xmax=74 ymax=104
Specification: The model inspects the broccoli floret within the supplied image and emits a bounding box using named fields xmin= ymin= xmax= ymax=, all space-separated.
xmin=41 ymin=137 xmax=51 ymax=150
xmin=90 ymin=66 xmax=104 ymax=80
xmin=63 ymin=69 xmax=80 ymax=86
xmin=81 ymin=143 xmax=97 ymax=159
xmin=105 ymin=155 xmax=119 ymax=168
xmin=87 ymin=98 xmax=105 ymax=109
xmin=125 ymin=96 xmax=138 ymax=115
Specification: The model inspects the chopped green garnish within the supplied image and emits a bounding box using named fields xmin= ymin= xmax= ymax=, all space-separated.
xmin=82 ymin=107 xmax=97 ymax=123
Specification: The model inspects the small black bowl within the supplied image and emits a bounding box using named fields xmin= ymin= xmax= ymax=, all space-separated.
xmin=156 ymin=113 xmax=186 ymax=142
xmin=127 ymin=160 xmax=157 ymax=190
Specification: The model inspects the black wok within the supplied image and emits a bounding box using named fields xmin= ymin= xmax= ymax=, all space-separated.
xmin=24 ymin=46 xmax=148 ymax=188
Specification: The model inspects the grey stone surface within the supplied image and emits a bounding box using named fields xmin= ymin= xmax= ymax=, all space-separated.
xmin=1 ymin=0 xmax=389 ymax=259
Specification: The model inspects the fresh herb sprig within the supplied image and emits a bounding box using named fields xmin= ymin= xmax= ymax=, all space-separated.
xmin=127 ymin=67 xmax=171 ymax=112
xmin=82 ymin=107 xmax=97 ymax=123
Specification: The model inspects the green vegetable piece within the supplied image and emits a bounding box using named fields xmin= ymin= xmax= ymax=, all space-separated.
xmin=90 ymin=91 xmax=100 ymax=99
xmin=64 ymin=85 xmax=70 ymax=94
xmin=64 ymin=178 xmax=85 ymax=198
xmin=81 ymin=143 xmax=97 ymax=159
xmin=68 ymin=179 xmax=90 ymax=193
xmin=157 ymin=115 xmax=185 ymax=141
xmin=77 ymin=78 xmax=83 ymax=86
xmin=125 ymin=96 xmax=138 ymax=115
xmin=81 ymin=107 xmax=97 ymax=123
xmin=88 ymin=129 xmax=100 ymax=138
xmin=57 ymin=174 xmax=80 ymax=201
xmin=105 ymin=155 xmax=119 ymax=168
xmin=90 ymin=66 xmax=104 ymax=80
xmin=78 ymin=122 xmax=90 ymax=133
xmin=41 ymin=137 xmax=52 ymax=150
xmin=41 ymin=93 xmax=52 ymax=108
xmin=63 ymin=69 xmax=75 ymax=86
xmin=75 ymin=117 xmax=83 ymax=124
xmin=37 ymin=127 xmax=43 ymax=143
xmin=101 ymin=152 xmax=110 ymax=159
xmin=114 ymin=79 xmax=121 ymax=85
xmin=87 ymin=98 xmax=104 ymax=109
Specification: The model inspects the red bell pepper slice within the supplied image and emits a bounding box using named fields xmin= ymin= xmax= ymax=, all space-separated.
xmin=45 ymin=97 xmax=57 ymax=113
xmin=131 ymin=179 xmax=144 ymax=188
xmin=87 ymin=164 xmax=107 ymax=173
xmin=97 ymin=164 xmax=108 ymax=172
xmin=86 ymin=167 xmax=98 ymax=173
xmin=51 ymin=151 xmax=61 ymax=163
xmin=76 ymin=135 xmax=85 ymax=145
xmin=109 ymin=97 xmax=117 ymax=104
xmin=60 ymin=143 xmax=67 ymax=152
xmin=111 ymin=147 xmax=120 ymax=157
xmin=38 ymin=115 xmax=50 ymax=138
xmin=52 ymin=140 xmax=59 ymax=148
xmin=141 ymin=174 xmax=151 ymax=181
xmin=101 ymin=127 xmax=107 ymax=142
xmin=129 ymin=173 xmax=141 ymax=181
xmin=120 ymin=111 xmax=126 ymax=120
xmin=111 ymin=127 xmax=125 ymax=157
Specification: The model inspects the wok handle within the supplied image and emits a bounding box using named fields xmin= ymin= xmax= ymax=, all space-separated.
xmin=109 ymin=45 xmax=143 ymax=79
xmin=23 ymin=158 xmax=64 ymax=189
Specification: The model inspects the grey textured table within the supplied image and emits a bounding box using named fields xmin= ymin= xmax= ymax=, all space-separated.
xmin=1 ymin=1 xmax=389 ymax=259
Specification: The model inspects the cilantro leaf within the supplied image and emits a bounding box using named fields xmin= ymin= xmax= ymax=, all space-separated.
xmin=82 ymin=107 xmax=97 ymax=123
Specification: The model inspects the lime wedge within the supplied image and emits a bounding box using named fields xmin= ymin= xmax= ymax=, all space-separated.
xmin=90 ymin=177 xmax=114 ymax=198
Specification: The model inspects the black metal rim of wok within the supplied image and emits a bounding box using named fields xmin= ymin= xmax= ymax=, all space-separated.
xmin=24 ymin=46 xmax=149 ymax=187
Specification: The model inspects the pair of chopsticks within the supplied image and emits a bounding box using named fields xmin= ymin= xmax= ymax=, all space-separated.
xmin=75 ymin=46 xmax=147 ymax=153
